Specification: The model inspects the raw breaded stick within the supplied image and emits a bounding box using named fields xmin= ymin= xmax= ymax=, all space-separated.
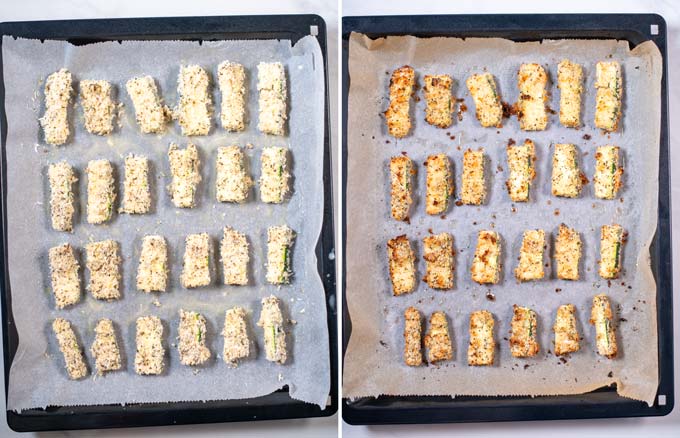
xmin=48 ymin=161 xmax=77 ymax=232
xmin=40 ymin=68 xmax=72 ymax=145
xmin=85 ymin=239 xmax=121 ymax=300
xmin=266 ymin=225 xmax=296 ymax=284
xmin=509 ymin=305 xmax=540 ymax=357
xmin=79 ymin=79 xmax=115 ymax=135
xmin=121 ymin=154 xmax=151 ymax=214
xmin=467 ymin=310 xmax=495 ymax=366
xmin=178 ymin=309 xmax=211 ymax=366
xmin=257 ymin=295 xmax=287 ymax=364
xmin=423 ymin=74 xmax=453 ymax=128
xmin=505 ymin=139 xmax=536 ymax=202
xmin=86 ymin=159 xmax=116 ymax=224
xmin=168 ymin=143 xmax=201 ymax=208
xmin=90 ymin=318 xmax=122 ymax=375
xmin=590 ymin=294 xmax=617 ymax=358
xmin=49 ymin=243 xmax=81 ymax=309
xmin=515 ymin=229 xmax=545 ymax=282
xmin=217 ymin=61 xmax=247 ymax=131
xmin=466 ymin=73 xmax=503 ymax=128
xmin=136 ymin=235 xmax=168 ymax=292
xmin=390 ymin=155 xmax=413 ymax=221
xmin=594 ymin=146 xmax=623 ymax=200
xmin=135 ymin=315 xmax=164 ymax=375
xmin=517 ymin=63 xmax=548 ymax=131
xmin=180 ymin=233 xmax=211 ymax=288
xmin=471 ymin=230 xmax=501 ymax=285
xmin=555 ymin=224 xmax=582 ymax=280
xmin=461 ymin=149 xmax=486 ymax=205
xmin=553 ymin=304 xmax=580 ymax=356
xmin=425 ymin=153 xmax=453 ymax=215
xmin=594 ymin=61 xmax=623 ymax=132
xmin=403 ymin=307 xmax=422 ymax=367
xmin=52 ymin=318 xmax=87 ymax=379
xmin=126 ymin=76 xmax=170 ymax=134
xmin=259 ymin=146 xmax=290 ymax=203
xmin=557 ymin=59 xmax=583 ymax=128
xmin=221 ymin=226 xmax=249 ymax=285
xmin=599 ymin=224 xmax=625 ymax=279
xmin=423 ymin=232 xmax=454 ymax=290
xmin=176 ymin=65 xmax=212 ymax=136
xmin=384 ymin=65 xmax=415 ymax=138
xmin=387 ymin=235 xmax=416 ymax=295
xmin=551 ymin=143 xmax=583 ymax=198
xmin=223 ymin=307 xmax=250 ymax=366
xmin=216 ymin=146 xmax=252 ymax=203
xmin=424 ymin=311 xmax=453 ymax=364
xmin=257 ymin=62 xmax=287 ymax=136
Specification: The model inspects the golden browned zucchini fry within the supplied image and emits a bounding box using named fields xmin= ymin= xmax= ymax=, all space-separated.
xmin=466 ymin=73 xmax=503 ymax=128
xmin=461 ymin=149 xmax=486 ymax=205
xmin=468 ymin=310 xmax=495 ymax=366
xmin=384 ymin=66 xmax=415 ymax=138
xmin=517 ymin=63 xmax=548 ymax=131
xmin=425 ymin=153 xmax=453 ymax=215
xmin=594 ymin=61 xmax=622 ymax=132
xmin=471 ymin=230 xmax=501 ymax=285
xmin=557 ymin=59 xmax=583 ymax=128
xmin=390 ymin=156 xmax=413 ymax=221
xmin=403 ymin=306 xmax=423 ymax=367
xmin=553 ymin=304 xmax=580 ymax=356
xmin=505 ymin=139 xmax=536 ymax=202
xmin=554 ymin=224 xmax=582 ymax=280
xmin=514 ymin=229 xmax=545 ymax=282
xmin=387 ymin=235 xmax=416 ymax=295
xmin=424 ymin=311 xmax=453 ymax=364
xmin=599 ymin=224 xmax=625 ymax=279
xmin=423 ymin=74 xmax=453 ymax=128
xmin=423 ymin=232 xmax=454 ymax=290
xmin=593 ymin=146 xmax=623 ymax=200
xmin=551 ymin=143 xmax=583 ymax=198
xmin=590 ymin=294 xmax=617 ymax=358
xmin=509 ymin=305 xmax=540 ymax=357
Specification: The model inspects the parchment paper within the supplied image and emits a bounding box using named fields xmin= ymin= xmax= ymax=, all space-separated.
xmin=3 ymin=35 xmax=330 ymax=411
xmin=344 ymin=33 xmax=662 ymax=405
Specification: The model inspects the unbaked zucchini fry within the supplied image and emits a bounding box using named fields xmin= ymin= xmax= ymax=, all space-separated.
xmin=223 ymin=307 xmax=250 ymax=366
xmin=557 ymin=59 xmax=583 ymax=128
xmin=134 ymin=315 xmax=164 ymax=375
xmin=178 ymin=309 xmax=211 ymax=366
xmin=168 ymin=143 xmax=201 ymax=208
xmin=403 ymin=307 xmax=423 ymax=367
xmin=590 ymin=294 xmax=617 ymax=358
xmin=384 ymin=66 xmax=415 ymax=138
xmin=218 ymin=61 xmax=247 ymax=132
xmin=599 ymin=224 xmax=625 ymax=279
xmin=551 ymin=143 xmax=583 ymax=198
xmin=86 ymin=159 xmax=116 ymax=224
xmin=216 ymin=146 xmax=252 ymax=203
xmin=423 ymin=232 xmax=454 ymax=290
xmin=221 ymin=226 xmax=249 ymax=285
xmin=515 ymin=229 xmax=545 ymax=282
xmin=468 ymin=310 xmax=495 ymax=366
xmin=424 ymin=311 xmax=453 ymax=364
xmin=390 ymin=155 xmax=413 ymax=221
xmin=136 ymin=235 xmax=168 ymax=292
xmin=506 ymin=139 xmax=536 ymax=202
xmin=52 ymin=318 xmax=88 ymax=379
xmin=461 ymin=149 xmax=486 ymax=205
xmin=423 ymin=74 xmax=453 ymax=128
xmin=466 ymin=73 xmax=503 ymax=128
xmin=517 ymin=63 xmax=548 ymax=131
xmin=425 ymin=153 xmax=453 ymax=215
xmin=257 ymin=62 xmax=287 ymax=136
xmin=259 ymin=146 xmax=290 ymax=203
xmin=387 ymin=235 xmax=416 ymax=295
xmin=125 ymin=76 xmax=171 ymax=134
xmin=509 ymin=305 xmax=540 ymax=357
xmin=180 ymin=233 xmax=211 ymax=288
xmin=594 ymin=146 xmax=623 ymax=200
xmin=90 ymin=318 xmax=122 ymax=375
xmin=266 ymin=225 xmax=296 ymax=284
xmin=553 ymin=304 xmax=580 ymax=356
xmin=257 ymin=295 xmax=287 ymax=364
xmin=48 ymin=161 xmax=77 ymax=232
xmin=40 ymin=68 xmax=72 ymax=145
xmin=594 ymin=61 xmax=623 ymax=132
xmin=121 ymin=154 xmax=151 ymax=214
xmin=79 ymin=79 xmax=115 ymax=135
xmin=49 ymin=243 xmax=81 ymax=309
xmin=176 ymin=65 xmax=212 ymax=136
xmin=471 ymin=230 xmax=501 ymax=285
xmin=85 ymin=239 xmax=121 ymax=300
xmin=554 ymin=224 xmax=582 ymax=280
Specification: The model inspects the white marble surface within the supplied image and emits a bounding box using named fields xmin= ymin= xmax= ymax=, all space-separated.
xmin=341 ymin=0 xmax=679 ymax=436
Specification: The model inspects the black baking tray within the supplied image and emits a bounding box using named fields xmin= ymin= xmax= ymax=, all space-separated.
xmin=0 ymin=14 xmax=336 ymax=431
xmin=342 ymin=13 xmax=673 ymax=424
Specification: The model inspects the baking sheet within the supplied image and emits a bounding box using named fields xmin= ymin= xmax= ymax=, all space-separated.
xmin=2 ymin=35 xmax=330 ymax=410
xmin=343 ymin=33 xmax=662 ymax=405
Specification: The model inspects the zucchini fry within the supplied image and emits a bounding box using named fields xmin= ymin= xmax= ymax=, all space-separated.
xmin=423 ymin=232 xmax=454 ymax=290
xmin=217 ymin=61 xmax=247 ymax=132
xmin=471 ymin=230 xmax=501 ymax=285
xmin=178 ymin=309 xmax=211 ymax=366
xmin=48 ymin=161 xmax=77 ymax=232
xmin=90 ymin=318 xmax=122 ymax=375
xmin=424 ymin=311 xmax=453 ymax=363
xmin=266 ymin=225 xmax=296 ymax=284
xmin=48 ymin=243 xmax=81 ymax=309
xmin=423 ymin=74 xmax=453 ymax=128
xmin=125 ymin=76 xmax=171 ymax=134
xmin=85 ymin=239 xmax=121 ymax=300
xmin=553 ymin=304 xmax=580 ymax=356
xmin=136 ymin=235 xmax=168 ymax=292
xmin=554 ymin=224 xmax=582 ymax=280
xmin=557 ymin=59 xmax=583 ymax=128
xmin=79 ymin=79 xmax=115 ymax=135
xmin=223 ymin=307 xmax=250 ymax=366
xmin=134 ymin=315 xmax=165 ymax=375
xmin=593 ymin=146 xmax=623 ymax=200
xmin=168 ymin=143 xmax=201 ymax=208
xmin=40 ymin=69 xmax=72 ymax=145
xmin=514 ymin=229 xmax=545 ymax=282
xmin=384 ymin=66 xmax=415 ymax=138
xmin=461 ymin=149 xmax=486 ymax=205
xmin=257 ymin=62 xmax=287 ymax=136
xmin=468 ymin=310 xmax=495 ymax=366
xmin=551 ymin=143 xmax=583 ymax=198
xmin=599 ymin=224 xmax=625 ymax=279
xmin=86 ymin=159 xmax=116 ymax=224
xmin=517 ymin=63 xmax=548 ymax=131
xmin=258 ymin=295 xmax=287 ymax=364
xmin=594 ymin=61 xmax=623 ymax=132
xmin=216 ymin=145 xmax=252 ymax=203
xmin=509 ymin=305 xmax=540 ymax=357
xmin=180 ymin=233 xmax=211 ymax=288
xmin=590 ymin=294 xmax=618 ymax=358
xmin=390 ymin=156 xmax=413 ymax=221
xmin=259 ymin=146 xmax=290 ymax=203
xmin=425 ymin=153 xmax=453 ymax=215
xmin=52 ymin=318 xmax=88 ymax=379
xmin=466 ymin=73 xmax=503 ymax=128
xmin=506 ymin=139 xmax=536 ymax=202
xmin=387 ymin=235 xmax=416 ymax=295
xmin=403 ymin=307 xmax=423 ymax=366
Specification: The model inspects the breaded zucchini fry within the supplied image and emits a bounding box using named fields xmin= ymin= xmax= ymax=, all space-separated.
xmin=557 ymin=59 xmax=583 ymax=128
xmin=221 ymin=226 xmax=249 ymax=285
xmin=136 ymin=235 xmax=168 ymax=292
xmin=259 ymin=146 xmax=290 ymax=203
xmin=403 ymin=307 xmax=423 ymax=367
xmin=594 ymin=145 xmax=623 ymax=200
xmin=551 ymin=143 xmax=583 ymax=198
xmin=125 ymin=76 xmax=171 ymax=134
xmin=90 ymin=318 xmax=122 ymax=375
xmin=48 ymin=243 xmax=81 ymax=309
xmin=40 ymin=69 xmax=72 ymax=145
xmin=594 ymin=61 xmax=623 ymax=132
xmin=590 ymin=294 xmax=617 ymax=358
xmin=79 ymin=79 xmax=115 ymax=135
xmin=216 ymin=146 xmax=252 ymax=203
xmin=86 ymin=159 xmax=116 ymax=224
xmin=390 ymin=155 xmax=413 ymax=221
xmin=121 ymin=154 xmax=151 ymax=214
xmin=517 ymin=63 xmax=548 ymax=131
xmin=168 ymin=143 xmax=201 ymax=208
xmin=424 ymin=311 xmax=453 ymax=363
xmin=85 ymin=239 xmax=121 ymax=300
xmin=554 ymin=224 xmax=582 ymax=280
xmin=384 ymin=66 xmax=415 ymax=138
xmin=134 ymin=315 xmax=164 ymax=375
xmin=505 ymin=139 xmax=536 ymax=202
xmin=52 ymin=318 xmax=88 ymax=379
xmin=466 ymin=73 xmax=503 ymax=128
xmin=387 ymin=235 xmax=416 ymax=295
xmin=509 ymin=305 xmax=540 ymax=357
xmin=423 ymin=232 xmax=454 ymax=290
xmin=176 ymin=65 xmax=212 ymax=136
xmin=257 ymin=62 xmax=287 ymax=136
xmin=266 ymin=225 xmax=296 ymax=284
xmin=515 ymin=229 xmax=545 ymax=282
xmin=423 ymin=74 xmax=453 ymax=128
xmin=461 ymin=149 xmax=486 ymax=205
xmin=471 ymin=230 xmax=501 ymax=285
xmin=178 ymin=309 xmax=211 ymax=366
xmin=223 ymin=307 xmax=250 ymax=366
xmin=468 ymin=310 xmax=495 ymax=366
xmin=599 ymin=224 xmax=625 ymax=279
xmin=48 ymin=161 xmax=77 ymax=232
xmin=425 ymin=153 xmax=453 ymax=215
xmin=257 ymin=295 xmax=287 ymax=364
xmin=180 ymin=233 xmax=211 ymax=288
xmin=553 ymin=304 xmax=580 ymax=356
xmin=218 ymin=61 xmax=247 ymax=131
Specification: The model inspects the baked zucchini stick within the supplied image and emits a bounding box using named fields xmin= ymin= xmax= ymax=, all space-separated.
xmin=594 ymin=61 xmax=623 ymax=132
xmin=468 ymin=310 xmax=495 ymax=366
xmin=594 ymin=146 xmax=623 ymax=200
xmin=387 ymin=235 xmax=416 ymax=295
xmin=49 ymin=243 xmax=81 ymax=309
xmin=509 ymin=305 xmax=540 ymax=357
xmin=180 ymin=233 xmax=211 ymax=288
xmin=134 ymin=315 xmax=165 ymax=375
xmin=461 ymin=149 xmax=486 ymax=205
xmin=471 ymin=230 xmax=501 ymax=285
xmin=168 ymin=143 xmax=201 ymax=208
xmin=553 ymin=304 xmax=580 ymax=356
xmin=257 ymin=62 xmax=287 ymax=136
xmin=266 ymin=225 xmax=296 ymax=284
xmin=423 ymin=74 xmax=453 ymax=128
xmin=216 ymin=146 xmax=252 ymax=203
xmin=424 ymin=311 xmax=453 ymax=364
xmin=517 ymin=63 xmax=548 ymax=131
xmin=125 ymin=76 xmax=170 ymax=134
xmin=136 ymin=235 xmax=168 ymax=292
xmin=557 ymin=59 xmax=584 ymax=128
xmin=121 ymin=154 xmax=151 ymax=214
xmin=79 ymin=79 xmax=115 ymax=135
xmin=48 ymin=161 xmax=77 ymax=232
xmin=40 ymin=68 xmax=72 ymax=145
xmin=52 ymin=318 xmax=88 ymax=379
xmin=85 ymin=239 xmax=121 ymax=300
xmin=590 ymin=294 xmax=618 ymax=358
xmin=176 ymin=65 xmax=212 ymax=136
xmin=599 ymin=224 xmax=625 ymax=279
xmin=425 ymin=154 xmax=453 ymax=215
xmin=423 ymin=232 xmax=454 ymax=290
xmin=259 ymin=146 xmax=290 ymax=203
xmin=221 ymin=226 xmax=249 ymax=285
xmin=554 ymin=224 xmax=582 ymax=280
xmin=257 ymin=295 xmax=287 ymax=364
xmin=223 ymin=307 xmax=250 ymax=366
xmin=90 ymin=318 xmax=122 ymax=375
xmin=551 ymin=143 xmax=583 ymax=198
xmin=217 ymin=61 xmax=247 ymax=132
xmin=390 ymin=156 xmax=413 ymax=221
xmin=86 ymin=159 xmax=116 ymax=224
xmin=403 ymin=307 xmax=423 ymax=367
xmin=466 ymin=73 xmax=503 ymax=128
xmin=384 ymin=66 xmax=415 ymax=138
xmin=178 ymin=309 xmax=211 ymax=366
xmin=506 ymin=139 xmax=536 ymax=202
xmin=515 ymin=229 xmax=545 ymax=282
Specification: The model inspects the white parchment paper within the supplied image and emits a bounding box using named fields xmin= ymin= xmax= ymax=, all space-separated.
xmin=344 ymin=34 xmax=662 ymax=405
xmin=2 ymin=35 xmax=330 ymax=410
